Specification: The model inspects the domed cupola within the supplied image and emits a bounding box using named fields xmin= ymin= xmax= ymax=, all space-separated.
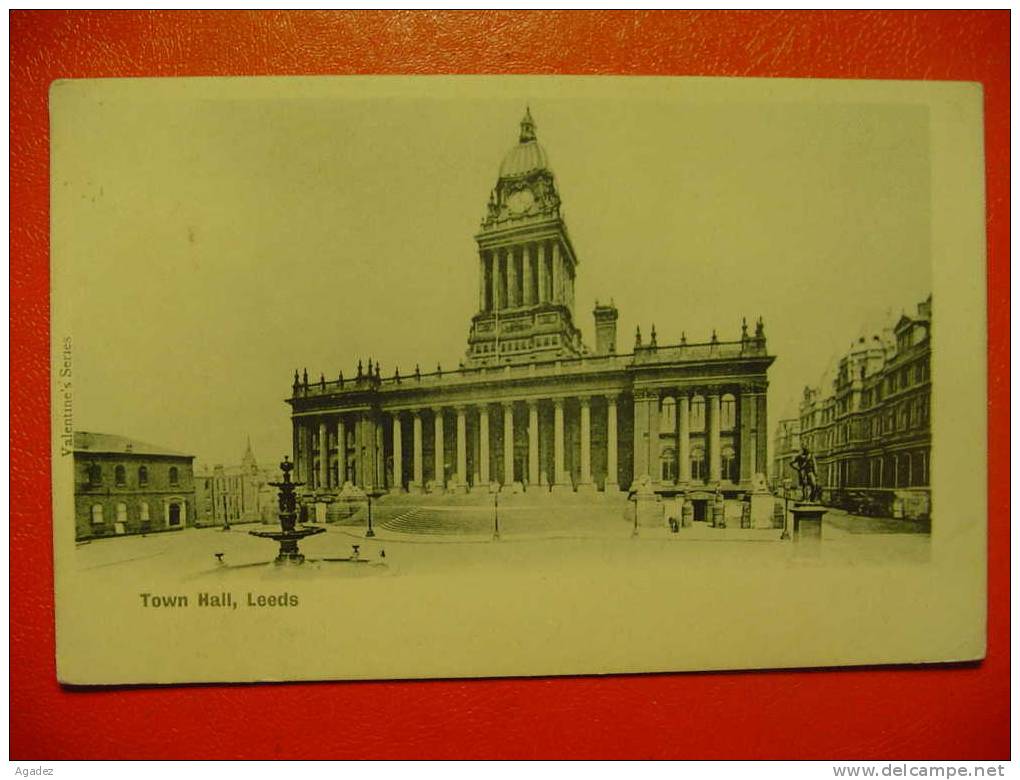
xmin=498 ymin=107 xmax=550 ymax=179
xmin=482 ymin=108 xmax=562 ymax=229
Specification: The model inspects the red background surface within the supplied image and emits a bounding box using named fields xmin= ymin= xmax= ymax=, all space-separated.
xmin=10 ymin=11 xmax=1010 ymax=759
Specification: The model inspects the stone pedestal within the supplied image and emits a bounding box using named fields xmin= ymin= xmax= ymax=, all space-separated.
xmin=749 ymin=492 xmax=776 ymax=529
xmin=681 ymin=499 xmax=694 ymax=528
xmin=604 ymin=481 xmax=620 ymax=494
xmin=711 ymin=497 xmax=726 ymax=528
xmin=632 ymin=476 xmax=662 ymax=528
xmin=791 ymin=502 xmax=826 ymax=541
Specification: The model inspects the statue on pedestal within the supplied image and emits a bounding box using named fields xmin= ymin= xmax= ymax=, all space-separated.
xmin=791 ymin=447 xmax=821 ymax=503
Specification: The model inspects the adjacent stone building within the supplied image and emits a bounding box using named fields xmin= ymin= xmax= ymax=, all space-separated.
xmin=73 ymin=432 xmax=195 ymax=541
xmin=770 ymin=417 xmax=801 ymax=489
xmin=195 ymin=439 xmax=277 ymax=526
xmin=287 ymin=110 xmax=775 ymax=523
xmin=795 ymin=296 xmax=932 ymax=520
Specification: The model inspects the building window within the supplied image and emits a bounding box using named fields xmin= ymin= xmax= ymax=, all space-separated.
xmin=660 ymin=447 xmax=677 ymax=483
xmin=114 ymin=465 xmax=126 ymax=487
xmin=91 ymin=504 xmax=104 ymax=524
xmin=720 ymin=394 xmax=736 ymax=431
xmin=690 ymin=396 xmax=706 ymax=432
xmin=690 ymin=446 xmax=705 ymax=481
xmin=87 ymin=464 xmax=102 ymax=487
xmin=660 ymin=397 xmax=676 ymax=431
xmin=140 ymin=502 xmax=150 ymax=522
xmin=116 ymin=502 xmax=127 ymax=524
xmin=139 ymin=466 xmax=149 ymax=486
xmin=168 ymin=502 xmax=182 ymax=526
xmin=169 ymin=466 xmax=179 ymax=486
xmin=721 ymin=445 xmax=736 ymax=481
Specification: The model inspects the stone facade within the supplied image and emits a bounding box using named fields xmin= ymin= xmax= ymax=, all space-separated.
xmin=195 ymin=439 xmax=277 ymax=526
xmin=73 ymin=432 xmax=195 ymax=541
xmin=287 ymin=110 xmax=775 ymax=518
xmin=771 ymin=417 xmax=801 ymax=488
xmin=796 ymin=296 xmax=932 ymax=520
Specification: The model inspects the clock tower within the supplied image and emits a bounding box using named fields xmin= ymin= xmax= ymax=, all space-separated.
xmin=465 ymin=108 xmax=585 ymax=367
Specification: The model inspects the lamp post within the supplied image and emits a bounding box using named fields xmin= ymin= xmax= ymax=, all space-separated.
xmin=492 ymin=492 xmax=500 ymax=541
xmin=780 ymin=477 xmax=792 ymax=540
xmin=365 ymin=490 xmax=377 ymax=538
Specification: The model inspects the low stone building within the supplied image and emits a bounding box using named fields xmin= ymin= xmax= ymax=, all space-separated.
xmin=73 ymin=432 xmax=195 ymax=541
xmin=795 ymin=296 xmax=932 ymax=521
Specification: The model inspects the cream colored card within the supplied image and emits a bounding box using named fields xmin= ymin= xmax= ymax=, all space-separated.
xmin=51 ymin=76 xmax=985 ymax=685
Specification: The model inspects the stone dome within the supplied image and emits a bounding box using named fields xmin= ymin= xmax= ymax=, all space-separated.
xmin=498 ymin=107 xmax=550 ymax=178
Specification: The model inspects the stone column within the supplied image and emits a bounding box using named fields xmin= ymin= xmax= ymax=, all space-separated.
xmin=537 ymin=241 xmax=549 ymax=302
xmin=502 ymin=402 xmax=515 ymax=488
xmin=677 ymin=394 xmax=690 ymax=485
xmin=433 ymin=408 xmax=445 ymax=490
xmin=492 ymin=251 xmax=504 ymax=311
xmin=708 ymin=392 xmax=722 ymax=483
xmin=455 ymin=406 xmax=468 ymax=491
xmin=353 ymin=417 xmax=362 ymax=487
xmin=606 ymin=395 xmax=619 ymax=491
xmin=528 ymin=399 xmax=540 ymax=487
xmin=647 ymin=390 xmax=660 ymax=484
xmin=553 ymin=398 xmax=568 ymax=490
xmin=318 ymin=421 xmax=328 ymax=490
xmin=391 ymin=413 xmax=403 ymax=492
xmin=522 ymin=244 xmax=534 ymax=305
xmin=411 ymin=411 xmax=424 ymax=493
xmin=739 ymin=390 xmax=755 ymax=483
xmin=551 ymin=241 xmax=562 ymax=303
xmin=304 ymin=422 xmax=315 ymax=490
xmin=375 ymin=418 xmax=385 ymax=490
xmin=478 ymin=405 xmax=490 ymax=485
xmin=633 ymin=392 xmax=649 ymax=482
xmin=578 ymin=396 xmax=592 ymax=489
xmin=503 ymin=249 xmax=515 ymax=308
xmin=365 ymin=415 xmax=377 ymax=490
xmin=479 ymin=252 xmax=488 ymax=312
xmin=336 ymin=417 xmax=348 ymax=485
xmin=755 ymin=391 xmax=768 ymax=480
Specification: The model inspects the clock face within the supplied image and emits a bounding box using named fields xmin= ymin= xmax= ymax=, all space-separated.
xmin=507 ymin=188 xmax=535 ymax=214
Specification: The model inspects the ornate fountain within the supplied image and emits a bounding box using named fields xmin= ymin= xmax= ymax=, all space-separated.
xmin=249 ymin=456 xmax=325 ymax=564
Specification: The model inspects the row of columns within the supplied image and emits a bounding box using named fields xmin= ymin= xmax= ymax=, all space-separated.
xmin=389 ymin=396 xmax=617 ymax=493
xmin=297 ymin=386 xmax=764 ymax=493
xmin=297 ymin=396 xmax=619 ymax=493
xmin=633 ymin=387 xmax=767 ymax=486
xmin=478 ymin=239 xmax=575 ymax=313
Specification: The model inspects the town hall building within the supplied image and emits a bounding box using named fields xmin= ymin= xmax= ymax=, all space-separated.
xmin=288 ymin=110 xmax=775 ymax=517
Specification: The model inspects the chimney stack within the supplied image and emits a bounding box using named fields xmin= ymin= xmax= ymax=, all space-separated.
xmin=593 ymin=300 xmax=619 ymax=355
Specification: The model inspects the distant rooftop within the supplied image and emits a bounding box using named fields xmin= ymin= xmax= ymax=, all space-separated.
xmin=73 ymin=432 xmax=192 ymax=458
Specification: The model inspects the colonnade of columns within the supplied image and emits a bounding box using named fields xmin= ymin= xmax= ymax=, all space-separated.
xmin=293 ymin=383 xmax=766 ymax=495
xmin=294 ymin=394 xmax=620 ymax=495
xmin=478 ymin=239 xmax=575 ymax=313
xmin=632 ymin=385 xmax=767 ymax=487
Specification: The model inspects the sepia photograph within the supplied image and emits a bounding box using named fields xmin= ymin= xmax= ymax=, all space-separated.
xmin=50 ymin=75 xmax=986 ymax=685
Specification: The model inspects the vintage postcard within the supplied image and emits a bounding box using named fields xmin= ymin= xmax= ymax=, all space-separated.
xmin=51 ymin=76 xmax=986 ymax=685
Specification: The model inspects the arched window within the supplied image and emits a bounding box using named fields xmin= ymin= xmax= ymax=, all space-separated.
xmin=169 ymin=466 xmax=179 ymax=486
xmin=115 ymin=465 xmax=126 ymax=487
xmin=116 ymin=502 xmax=128 ymax=524
xmin=87 ymin=464 xmax=102 ymax=487
xmin=660 ymin=397 xmax=676 ymax=431
xmin=721 ymin=445 xmax=736 ymax=482
xmin=91 ymin=504 xmax=104 ymax=524
xmin=660 ymin=447 xmax=677 ymax=483
xmin=690 ymin=446 xmax=705 ymax=481
xmin=690 ymin=396 xmax=706 ymax=432
xmin=720 ymin=394 xmax=736 ymax=431
xmin=138 ymin=465 xmax=149 ymax=487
